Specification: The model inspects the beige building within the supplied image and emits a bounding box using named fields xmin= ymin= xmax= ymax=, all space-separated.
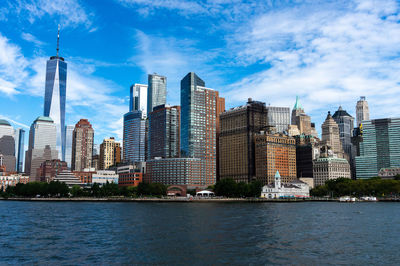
xmin=321 ymin=112 xmax=345 ymax=159
xmin=313 ymin=155 xmax=351 ymax=187
xmin=356 ymin=96 xmax=369 ymax=127
xmin=71 ymin=119 xmax=94 ymax=171
xmin=99 ymin=137 xmax=121 ymax=170
xmin=290 ymin=96 xmax=312 ymax=136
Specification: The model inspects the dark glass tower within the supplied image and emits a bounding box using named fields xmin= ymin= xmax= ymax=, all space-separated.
xmin=43 ymin=26 xmax=67 ymax=161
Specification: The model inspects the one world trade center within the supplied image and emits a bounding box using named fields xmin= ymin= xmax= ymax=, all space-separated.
xmin=43 ymin=26 xmax=67 ymax=161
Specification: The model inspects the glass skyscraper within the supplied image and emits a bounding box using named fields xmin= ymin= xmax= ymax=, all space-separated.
xmin=355 ymin=118 xmax=400 ymax=178
xmin=265 ymin=106 xmax=290 ymax=133
xmin=147 ymin=74 xmax=167 ymax=115
xmin=130 ymin=83 xmax=148 ymax=118
xmin=64 ymin=125 xmax=74 ymax=168
xmin=123 ymin=111 xmax=146 ymax=163
xmin=43 ymin=29 xmax=67 ymax=162
xmin=15 ymin=128 xmax=25 ymax=172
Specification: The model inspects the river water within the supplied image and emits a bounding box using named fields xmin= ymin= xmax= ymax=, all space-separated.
xmin=0 ymin=201 xmax=398 ymax=265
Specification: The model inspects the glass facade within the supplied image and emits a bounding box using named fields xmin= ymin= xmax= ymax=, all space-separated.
xmin=130 ymin=83 xmax=148 ymax=118
xmin=332 ymin=107 xmax=354 ymax=157
xmin=123 ymin=111 xmax=146 ymax=163
xmin=15 ymin=128 xmax=25 ymax=172
xmin=147 ymin=74 xmax=166 ymax=115
xmin=43 ymin=57 xmax=67 ymax=161
xmin=64 ymin=125 xmax=74 ymax=168
xmin=265 ymin=106 xmax=290 ymax=133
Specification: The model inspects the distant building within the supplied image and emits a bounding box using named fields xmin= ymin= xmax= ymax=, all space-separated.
xmin=148 ymin=105 xmax=180 ymax=159
xmin=54 ymin=171 xmax=83 ymax=187
xmin=147 ymin=73 xmax=167 ymax=115
xmin=123 ymin=111 xmax=146 ymax=163
xmin=378 ymin=167 xmax=400 ymax=179
xmin=92 ymin=170 xmax=119 ymax=185
xmin=117 ymin=165 xmax=143 ymax=187
xmin=73 ymin=168 xmax=96 ymax=184
xmin=0 ymin=174 xmax=29 ymax=191
xmin=91 ymin=154 xmax=99 ymax=170
xmin=355 ymin=118 xmax=400 ymax=179
xmin=332 ymin=106 xmax=354 ymax=158
xmin=321 ymin=112 xmax=345 ymax=159
xmin=219 ymin=98 xmax=269 ymax=183
xmin=130 ymin=83 xmax=148 ymax=117
xmin=295 ymin=135 xmax=320 ymax=179
xmin=25 ymin=116 xmax=58 ymax=180
xmin=38 ymin=159 xmax=68 ymax=182
xmin=261 ymin=171 xmax=309 ymax=198
xmin=0 ymin=119 xmax=16 ymax=172
xmin=63 ymin=125 xmax=74 ymax=167
xmin=291 ymin=96 xmax=312 ymax=136
xmin=71 ymin=119 xmax=94 ymax=171
xmin=15 ymin=128 xmax=25 ymax=173
xmin=266 ymin=106 xmax=290 ymax=133
xmin=255 ymin=132 xmax=297 ymax=185
xmin=99 ymin=137 xmax=121 ymax=170
xmin=356 ymin=96 xmax=369 ymax=127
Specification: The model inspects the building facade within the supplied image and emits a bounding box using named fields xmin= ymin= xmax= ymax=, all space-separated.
xmin=261 ymin=171 xmax=309 ymax=198
xmin=147 ymin=74 xmax=167 ymax=115
xmin=291 ymin=96 xmax=312 ymax=136
xmin=99 ymin=137 xmax=121 ymax=170
xmin=313 ymin=156 xmax=351 ymax=186
xmin=15 ymin=128 xmax=25 ymax=172
xmin=123 ymin=111 xmax=146 ymax=163
xmin=266 ymin=106 xmax=291 ymax=133
xmin=71 ymin=119 xmax=94 ymax=171
xmin=321 ymin=112 xmax=345 ymax=159
xmin=148 ymin=105 xmax=180 ymax=159
xmin=92 ymin=170 xmax=119 ymax=185
xmin=295 ymin=135 xmax=320 ymax=179
xmin=130 ymin=83 xmax=148 ymax=118
xmin=355 ymin=118 xmax=400 ymax=179
xmin=332 ymin=106 xmax=354 ymax=158
xmin=0 ymin=119 xmax=16 ymax=172
xmin=38 ymin=159 xmax=68 ymax=182
xmin=64 ymin=125 xmax=74 ymax=167
xmin=356 ymin=96 xmax=370 ymax=127
xmin=219 ymin=98 xmax=269 ymax=183
xmin=255 ymin=132 xmax=297 ymax=185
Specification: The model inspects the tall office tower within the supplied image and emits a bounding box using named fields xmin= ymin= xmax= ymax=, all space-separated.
xmin=254 ymin=132 xmax=297 ymax=185
xmin=123 ymin=111 xmax=146 ymax=163
xmin=147 ymin=74 xmax=167 ymax=114
xmin=43 ymin=26 xmax=67 ymax=161
xmin=14 ymin=128 xmax=25 ymax=172
xmin=64 ymin=125 xmax=74 ymax=168
xmin=355 ymin=118 xmax=400 ymax=179
xmin=291 ymin=96 xmax=312 ymax=136
xmin=99 ymin=137 xmax=121 ymax=170
xmin=130 ymin=83 xmax=148 ymax=117
xmin=148 ymin=105 xmax=180 ymax=159
xmin=332 ymin=106 xmax=354 ymax=158
xmin=295 ymin=135 xmax=320 ymax=179
xmin=71 ymin=119 xmax=94 ymax=171
xmin=321 ymin=112 xmax=345 ymax=158
xmin=356 ymin=96 xmax=370 ymax=127
xmin=180 ymin=72 xmax=224 ymax=186
xmin=93 ymin=144 xmax=99 ymax=156
xmin=0 ymin=119 xmax=16 ymax=172
xmin=215 ymin=96 xmax=225 ymax=181
xmin=25 ymin=116 xmax=58 ymax=180
xmin=219 ymin=98 xmax=269 ymax=183
xmin=266 ymin=106 xmax=291 ymax=133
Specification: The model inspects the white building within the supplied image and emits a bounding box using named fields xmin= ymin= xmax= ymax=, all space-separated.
xmin=92 ymin=170 xmax=119 ymax=185
xmin=0 ymin=174 xmax=29 ymax=190
xmin=313 ymin=156 xmax=351 ymax=187
xmin=261 ymin=171 xmax=310 ymax=199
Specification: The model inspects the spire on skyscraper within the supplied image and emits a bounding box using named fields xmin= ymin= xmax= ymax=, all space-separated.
xmin=56 ymin=24 xmax=60 ymax=57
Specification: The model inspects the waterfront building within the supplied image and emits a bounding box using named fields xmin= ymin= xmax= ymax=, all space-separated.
xmin=25 ymin=116 xmax=58 ymax=180
xmin=38 ymin=159 xmax=68 ymax=182
xmin=145 ymin=157 xmax=203 ymax=188
xmin=0 ymin=174 xmax=29 ymax=191
xmin=295 ymin=135 xmax=320 ymax=179
xmin=355 ymin=118 xmax=400 ymax=179
xmin=117 ymin=165 xmax=143 ymax=187
xmin=255 ymin=132 xmax=297 ymax=185
xmin=73 ymin=168 xmax=96 ymax=184
xmin=0 ymin=119 xmax=16 ymax=172
xmin=130 ymin=83 xmax=148 ymax=118
xmin=123 ymin=111 xmax=146 ymax=163
xmin=321 ymin=112 xmax=345 ymax=159
xmin=71 ymin=119 xmax=94 ymax=171
xmin=219 ymin=98 xmax=269 ymax=183
xmin=99 ymin=137 xmax=121 ymax=170
xmin=43 ymin=27 xmax=67 ymax=161
xmin=356 ymin=96 xmax=370 ymax=127
xmin=15 ymin=128 xmax=25 ymax=172
xmin=332 ymin=106 xmax=354 ymax=158
xmin=147 ymin=74 xmax=167 ymax=114
xmin=291 ymin=96 xmax=312 ymax=136
xmin=92 ymin=170 xmax=119 ymax=185
xmin=266 ymin=106 xmax=290 ymax=133
xmin=180 ymin=72 xmax=224 ymax=186
xmin=63 ymin=125 xmax=73 ymax=167
xmin=260 ymin=171 xmax=309 ymax=198
xmin=148 ymin=105 xmax=180 ymax=159
xmin=53 ymin=170 xmax=83 ymax=187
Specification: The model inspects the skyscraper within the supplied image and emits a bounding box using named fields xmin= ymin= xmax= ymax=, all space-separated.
xmin=71 ymin=119 xmax=94 ymax=171
xmin=64 ymin=125 xmax=74 ymax=168
xmin=321 ymin=112 xmax=345 ymax=158
xmin=147 ymin=74 xmax=167 ymax=115
xmin=332 ymin=106 xmax=354 ymax=157
xmin=291 ymin=96 xmax=312 ymax=136
xmin=0 ymin=119 xmax=16 ymax=172
xmin=99 ymin=137 xmax=121 ymax=170
xmin=356 ymin=96 xmax=370 ymax=127
xmin=15 ymin=128 xmax=25 ymax=173
xmin=25 ymin=116 xmax=58 ymax=180
xmin=266 ymin=106 xmax=291 ymax=133
xmin=130 ymin=83 xmax=148 ymax=118
xmin=123 ymin=111 xmax=146 ymax=163
xmin=43 ymin=26 xmax=67 ymax=162
xmin=148 ymin=105 xmax=180 ymax=159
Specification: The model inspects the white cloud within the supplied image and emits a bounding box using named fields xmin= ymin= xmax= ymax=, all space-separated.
xmin=21 ymin=32 xmax=44 ymax=46
xmin=0 ymin=115 xmax=30 ymax=129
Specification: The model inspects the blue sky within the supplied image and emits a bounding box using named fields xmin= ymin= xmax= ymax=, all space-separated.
xmin=1 ymin=0 xmax=400 ymax=145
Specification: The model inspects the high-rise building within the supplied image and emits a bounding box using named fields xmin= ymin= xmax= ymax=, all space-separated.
xmin=148 ymin=105 xmax=180 ymax=159
xmin=295 ymin=135 xmax=320 ymax=179
xmin=355 ymin=118 xmax=400 ymax=179
xmin=290 ymin=96 xmax=312 ymax=136
xmin=64 ymin=125 xmax=74 ymax=168
xmin=0 ymin=119 xmax=16 ymax=172
xmin=15 ymin=128 xmax=25 ymax=173
xmin=180 ymin=72 xmax=223 ymax=186
xmin=147 ymin=74 xmax=167 ymax=115
xmin=43 ymin=26 xmax=67 ymax=161
xmin=356 ymin=96 xmax=370 ymax=127
xmin=266 ymin=106 xmax=291 ymax=133
xmin=99 ymin=137 xmax=121 ymax=170
xmin=321 ymin=112 xmax=345 ymax=159
xmin=123 ymin=111 xmax=146 ymax=163
xmin=219 ymin=98 xmax=269 ymax=183
xmin=71 ymin=119 xmax=94 ymax=171
xmin=332 ymin=106 xmax=354 ymax=161
xmin=130 ymin=83 xmax=148 ymax=118
xmin=25 ymin=116 xmax=58 ymax=180
xmin=255 ymin=132 xmax=297 ymax=185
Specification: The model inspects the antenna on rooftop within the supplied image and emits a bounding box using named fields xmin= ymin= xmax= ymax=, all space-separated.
xmin=56 ymin=24 xmax=60 ymax=57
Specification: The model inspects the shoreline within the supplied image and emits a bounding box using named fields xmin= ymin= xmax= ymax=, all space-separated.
xmin=1 ymin=197 xmax=399 ymax=202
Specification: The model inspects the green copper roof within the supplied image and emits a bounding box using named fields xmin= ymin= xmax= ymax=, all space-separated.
xmin=275 ymin=170 xmax=281 ymax=178
xmin=0 ymin=119 xmax=11 ymax=126
xmin=293 ymin=96 xmax=302 ymax=110
xmin=34 ymin=116 xmax=54 ymax=123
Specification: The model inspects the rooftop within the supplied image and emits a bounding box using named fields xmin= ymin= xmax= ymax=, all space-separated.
xmin=34 ymin=116 xmax=54 ymax=123
xmin=0 ymin=119 xmax=11 ymax=126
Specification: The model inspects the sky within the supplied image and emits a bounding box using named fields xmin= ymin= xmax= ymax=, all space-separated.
xmin=1 ymin=0 xmax=400 ymax=146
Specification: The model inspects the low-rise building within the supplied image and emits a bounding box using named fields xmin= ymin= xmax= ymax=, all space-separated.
xmin=54 ymin=171 xmax=83 ymax=187
xmin=117 ymin=164 xmax=143 ymax=187
xmin=313 ymin=155 xmax=351 ymax=187
xmin=92 ymin=170 xmax=119 ymax=185
xmin=378 ymin=167 xmax=400 ymax=179
xmin=38 ymin=159 xmax=68 ymax=182
xmin=261 ymin=171 xmax=309 ymax=199
xmin=73 ymin=168 xmax=96 ymax=184
xmin=0 ymin=174 xmax=29 ymax=191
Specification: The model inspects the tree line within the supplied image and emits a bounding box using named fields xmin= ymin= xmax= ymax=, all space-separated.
xmin=213 ymin=179 xmax=263 ymax=198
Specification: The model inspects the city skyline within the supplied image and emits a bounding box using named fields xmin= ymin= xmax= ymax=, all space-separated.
xmin=1 ymin=0 xmax=400 ymax=148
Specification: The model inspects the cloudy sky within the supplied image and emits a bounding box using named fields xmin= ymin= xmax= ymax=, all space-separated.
xmin=1 ymin=0 xmax=399 ymax=145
